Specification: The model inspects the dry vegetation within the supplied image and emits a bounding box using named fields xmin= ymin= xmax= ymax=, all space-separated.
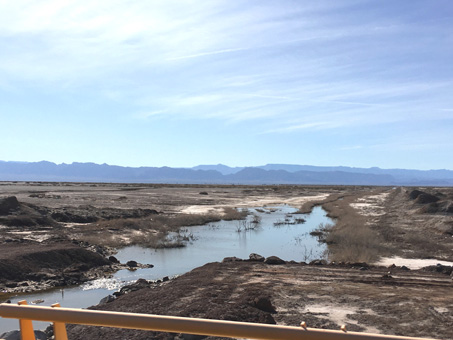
xmin=303 ymin=186 xmax=453 ymax=263
xmin=72 ymin=207 xmax=248 ymax=249
xmin=299 ymin=188 xmax=387 ymax=263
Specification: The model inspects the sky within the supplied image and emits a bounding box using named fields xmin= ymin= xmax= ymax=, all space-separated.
xmin=0 ymin=1 xmax=452 ymax=170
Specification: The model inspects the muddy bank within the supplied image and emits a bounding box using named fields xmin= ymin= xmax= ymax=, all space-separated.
xmin=66 ymin=259 xmax=453 ymax=340
xmin=0 ymin=241 xmax=123 ymax=293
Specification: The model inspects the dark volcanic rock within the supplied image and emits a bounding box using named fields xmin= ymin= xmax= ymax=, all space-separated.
xmin=222 ymin=256 xmax=243 ymax=262
xmin=309 ymin=259 xmax=328 ymax=266
xmin=126 ymin=260 xmax=138 ymax=268
xmin=117 ymin=278 xmax=152 ymax=296
xmin=264 ymin=256 xmax=285 ymax=265
xmin=421 ymin=264 xmax=452 ymax=275
xmin=99 ymin=295 xmax=116 ymax=304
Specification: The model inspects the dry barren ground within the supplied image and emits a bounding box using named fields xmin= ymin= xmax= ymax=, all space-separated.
xmin=67 ymin=261 xmax=453 ymax=340
xmin=1 ymin=182 xmax=452 ymax=339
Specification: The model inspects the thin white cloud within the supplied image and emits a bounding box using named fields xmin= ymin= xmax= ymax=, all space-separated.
xmin=1 ymin=0 xmax=452 ymax=138
xmin=262 ymin=121 xmax=343 ymax=134
xmin=167 ymin=47 xmax=250 ymax=61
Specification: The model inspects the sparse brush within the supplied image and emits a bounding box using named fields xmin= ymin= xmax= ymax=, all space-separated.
xmin=251 ymin=214 xmax=261 ymax=224
xmin=222 ymin=207 xmax=248 ymax=220
xmin=73 ymin=208 xmax=246 ymax=249
xmin=326 ymin=225 xmax=384 ymax=263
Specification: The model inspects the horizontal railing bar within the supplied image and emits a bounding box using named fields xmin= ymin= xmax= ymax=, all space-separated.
xmin=0 ymin=303 xmax=436 ymax=340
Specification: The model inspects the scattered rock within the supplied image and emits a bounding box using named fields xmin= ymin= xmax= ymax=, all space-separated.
xmin=99 ymin=295 xmax=115 ymax=304
xmin=309 ymin=259 xmax=327 ymax=266
xmin=108 ymin=256 xmax=120 ymax=263
xmin=351 ymin=262 xmax=369 ymax=268
xmin=199 ymin=192 xmax=208 ymax=195
xmin=126 ymin=260 xmax=138 ymax=268
xmin=264 ymin=256 xmax=285 ymax=265
xmin=222 ymin=256 xmax=243 ymax=262
xmin=118 ymin=278 xmax=152 ymax=295
xmin=400 ymin=265 xmax=410 ymax=271
xmin=421 ymin=264 xmax=453 ymax=276
xmin=249 ymin=253 xmax=265 ymax=262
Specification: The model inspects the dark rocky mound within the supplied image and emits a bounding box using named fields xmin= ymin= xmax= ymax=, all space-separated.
xmin=0 ymin=196 xmax=60 ymax=227
xmin=415 ymin=193 xmax=440 ymax=204
xmin=264 ymin=256 xmax=286 ymax=265
xmin=0 ymin=196 xmax=158 ymax=227
xmin=409 ymin=190 xmax=425 ymax=200
xmin=417 ymin=202 xmax=453 ymax=214
xmin=421 ymin=264 xmax=452 ymax=276
xmin=48 ymin=205 xmax=159 ymax=223
xmin=408 ymin=190 xmax=439 ymax=204
xmin=0 ymin=196 xmax=20 ymax=215
xmin=0 ymin=241 xmax=110 ymax=288
xmin=67 ymin=262 xmax=277 ymax=340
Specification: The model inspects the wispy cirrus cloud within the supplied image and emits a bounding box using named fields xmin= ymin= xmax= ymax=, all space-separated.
xmin=1 ymin=1 xmax=452 ymax=169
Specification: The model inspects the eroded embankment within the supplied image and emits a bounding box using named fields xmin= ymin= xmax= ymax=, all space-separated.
xmin=0 ymin=241 xmax=115 ymax=292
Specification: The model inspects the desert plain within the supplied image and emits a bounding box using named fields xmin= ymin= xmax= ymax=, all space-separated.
xmin=0 ymin=182 xmax=452 ymax=339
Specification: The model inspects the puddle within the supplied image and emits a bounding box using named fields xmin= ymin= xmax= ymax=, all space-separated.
xmin=0 ymin=205 xmax=333 ymax=333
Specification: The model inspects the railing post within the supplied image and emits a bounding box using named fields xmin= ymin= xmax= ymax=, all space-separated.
xmin=17 ymin=301 xmax=36 ymax=340
xmin=51 ymin=304 xmax=68 ymax=340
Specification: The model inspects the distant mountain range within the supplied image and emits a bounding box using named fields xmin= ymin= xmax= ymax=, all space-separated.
xmin=1 ymin=161 xmax=452 ymax=186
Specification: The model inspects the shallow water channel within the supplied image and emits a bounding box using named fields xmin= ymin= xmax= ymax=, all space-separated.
xmin=1 ymin=205 xmax=333 ymax=333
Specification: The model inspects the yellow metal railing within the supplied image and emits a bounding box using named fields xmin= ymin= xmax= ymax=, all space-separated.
xmin=0 ymin=300 xmax=437 ymax=340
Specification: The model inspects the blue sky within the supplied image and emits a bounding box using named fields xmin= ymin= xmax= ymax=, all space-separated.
xmin=0 ymin=1 xmax=452 ymax=170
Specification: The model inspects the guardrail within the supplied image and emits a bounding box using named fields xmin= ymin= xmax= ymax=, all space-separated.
xmin=0 ymin=300 xmax=437 ymax=340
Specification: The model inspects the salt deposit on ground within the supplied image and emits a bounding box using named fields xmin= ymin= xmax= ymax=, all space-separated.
xmin=181 ymin=194 xmax=329 ymax=215
xmin=350 ymin=192 xmax=389 ymax=217
xmin=375 ymin=256 xmax=453 ymax=269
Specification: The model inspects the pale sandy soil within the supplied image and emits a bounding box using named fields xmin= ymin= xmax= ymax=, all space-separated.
xmin=300 ymin=303 xmax=381 ymax=334
xmin=376 ymin=256 xmax=453 ymax=269
xmin=181 ymin=194 xmax=329 ymax=214
xmin=349 ymin=192 xmax=390 ymax=217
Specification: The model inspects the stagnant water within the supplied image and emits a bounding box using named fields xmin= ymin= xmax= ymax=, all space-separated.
xmin=0 ymin=205 xmax=333 ymax=333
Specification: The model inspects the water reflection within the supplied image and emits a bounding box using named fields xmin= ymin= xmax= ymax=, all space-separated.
xmin=0 ymin=205 xmax=333 ymax=333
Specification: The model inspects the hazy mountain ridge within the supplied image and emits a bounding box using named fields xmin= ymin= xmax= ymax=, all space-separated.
xmin=0 ymin=161 xmax=452 ymax=186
